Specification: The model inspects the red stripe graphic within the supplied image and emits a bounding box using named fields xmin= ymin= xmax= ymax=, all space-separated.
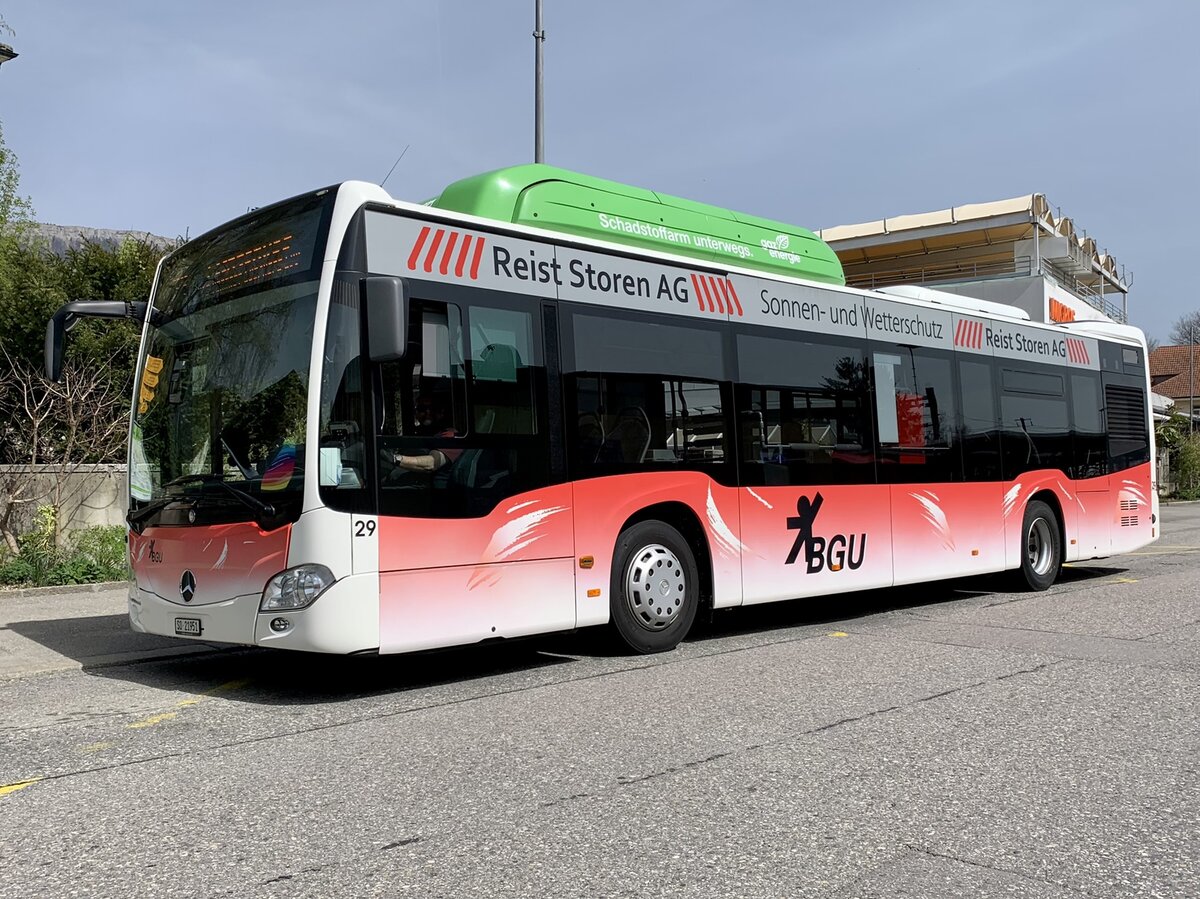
xmin=423 ymin=229 xmax=445 ymax=273
xmin=455 ymin=234 xmax=473 ymax=277
xmin=469 ymin=236 xmax=486 ymax=280
xmin=724 ymin=280 xmax=744 ymax=316
xmin=973 ymin=321 xmax=983 ymax=349
xmin=706 ymin=276 xmax=726 ymax=314
xmin=407 ymin=226 xmax=431 ymax=271
xmin=438 ymin=231 xmax=459 ymax=275
xmin=1069 ymin=339 xmax=1079 ymax=364
xmin=1081 ymin=342 xmax=1089 ymax=364
xmin=954 ymin=320 xmax=965 ymax=346
xmin=690 ymin=275 xmax=708 ymax=312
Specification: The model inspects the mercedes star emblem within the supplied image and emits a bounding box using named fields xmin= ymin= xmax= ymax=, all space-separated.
xmin=180 ymin=570 xmax=197 ymax=603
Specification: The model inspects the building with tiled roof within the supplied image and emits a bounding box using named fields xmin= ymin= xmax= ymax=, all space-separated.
xmin=1150 ymin=345 xmax=1199 ymax=420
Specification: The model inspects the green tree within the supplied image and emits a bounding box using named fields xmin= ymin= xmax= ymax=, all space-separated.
xmin=0 ymin=123 xmax=32 ymax=236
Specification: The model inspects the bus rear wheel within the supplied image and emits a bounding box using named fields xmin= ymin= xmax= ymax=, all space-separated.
xmin=610 ymin=521 xmax=700 ymax=654
xmin=1016 ymin=500 xmax=1062 ymax=591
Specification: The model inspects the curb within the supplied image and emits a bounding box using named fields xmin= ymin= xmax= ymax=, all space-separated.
xmin=0 ymin=580 xmax=128 ymax=600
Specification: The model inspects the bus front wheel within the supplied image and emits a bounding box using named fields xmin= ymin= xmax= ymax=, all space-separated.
xmin=610 ymin=521 xmax=700 ymax=654
xmin=1017 ymin=500 xmax=1062 ymax=591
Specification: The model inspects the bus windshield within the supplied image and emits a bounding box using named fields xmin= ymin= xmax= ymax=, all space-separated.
xmin=129 ymin=190 xmax=334 ymax=525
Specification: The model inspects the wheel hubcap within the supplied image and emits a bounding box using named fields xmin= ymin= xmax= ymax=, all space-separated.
xmin=624 ymin=543 xmax=686 ymax=631
xmin=1026 ymin=517 xmax=1053 ymax=576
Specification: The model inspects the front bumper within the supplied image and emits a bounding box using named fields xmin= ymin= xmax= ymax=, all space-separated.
xmin=128 ymin=573 xmax=380 ymax=654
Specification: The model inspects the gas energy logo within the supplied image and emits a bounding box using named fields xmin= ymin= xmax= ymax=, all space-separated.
xmin=785 ymin=493 xmax=867 ymax=573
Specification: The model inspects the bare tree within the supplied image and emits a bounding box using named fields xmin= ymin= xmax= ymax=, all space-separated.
xmin=1169 ymin=312 xmax=1200 ymax=347
xmin=0 ymin=349 xmax=128 ymax=551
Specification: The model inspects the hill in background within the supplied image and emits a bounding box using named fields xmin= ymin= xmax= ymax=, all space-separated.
xmin=30 ymin=223 xmax=174 ymax=257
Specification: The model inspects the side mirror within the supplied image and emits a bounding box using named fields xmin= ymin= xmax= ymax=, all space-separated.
xmin=363 ymin=276 xmax=409 ymax=362
xmin=45 ymin=300 xmax=148 ymax=381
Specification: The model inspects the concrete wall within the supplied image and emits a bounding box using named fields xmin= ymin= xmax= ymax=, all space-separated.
xmin=0 ymin=464 xmax=127 ymax=540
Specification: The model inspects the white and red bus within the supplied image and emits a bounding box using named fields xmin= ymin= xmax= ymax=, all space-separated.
xmin=47 ymin=165 xmax=1158 ymax=654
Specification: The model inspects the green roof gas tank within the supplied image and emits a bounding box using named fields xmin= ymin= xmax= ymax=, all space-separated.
xmin=428 ymin=164 xmax=844 ymax=287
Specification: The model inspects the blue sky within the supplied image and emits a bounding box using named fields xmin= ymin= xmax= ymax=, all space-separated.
xmin=2 ymin=1 xmax=1197 ymax=341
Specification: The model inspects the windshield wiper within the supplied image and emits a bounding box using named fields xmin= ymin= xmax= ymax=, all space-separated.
xmin=164 ymin=474 xmax=277 ymax=523
xmin=127 ymin=495 xmax=189 ymax=532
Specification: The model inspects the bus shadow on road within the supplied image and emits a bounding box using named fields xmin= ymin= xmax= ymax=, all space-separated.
xmin=9 ymin=564 xmax=1127 ymax=703
xmin=681 ymin=563 xmax=1130 ymax=644
xmin=7 ymin=613 xmax=576 ymax=705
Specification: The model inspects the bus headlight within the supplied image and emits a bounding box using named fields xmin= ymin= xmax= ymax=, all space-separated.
xmin=260 ymin=564 xmax=335 ymax=611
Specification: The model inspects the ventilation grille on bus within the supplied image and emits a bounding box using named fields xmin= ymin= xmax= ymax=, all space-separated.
xmin=1106 ymin=385 xmax=1147 ymax=441
xmin=1120 ymin=515 xmax=1139 ymax=527
xmin=1120 ymin=499 xmax=1140 ymax=511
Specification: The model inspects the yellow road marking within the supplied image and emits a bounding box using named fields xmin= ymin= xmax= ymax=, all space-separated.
xmin=127 ymin=711 xmax=179 ymax=729
xmin=82 ymin=742 xmax=114 ymax=753
xmin=0 ymin=778 xmax=42 ymax=796
xmin=828 ymin=631 xmax=849 ymax=638
xmin=204 ymin=678 xmax=252 ymax=696
xmin=125 ymin=678 xmax=251 ymax=730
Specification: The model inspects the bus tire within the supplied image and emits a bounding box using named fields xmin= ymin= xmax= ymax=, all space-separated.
xmin=1017 ymin=500 xmax=1061 ymax=591
xmin=610 ymin=520 xmax=700 ymax=654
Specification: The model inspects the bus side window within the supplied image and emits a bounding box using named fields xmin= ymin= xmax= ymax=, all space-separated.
xmin=468 ymin=306 xmax=537 ymax=436
xmin=958 ymin=359 xmax=1002 ymax=481
xmin=735 ymin=332 xmax=873 ymax=488
xmin=1070 ymin=371 xmax=1106 ymax=479
xmin=999 ymin=367 xmax=1070 ymax=478
xmin=872 ymin=346 xmax=959 ymax=483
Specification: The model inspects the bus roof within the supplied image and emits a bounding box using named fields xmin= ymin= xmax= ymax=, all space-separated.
xmin=427 ymin=164 xmax=846 ymax=288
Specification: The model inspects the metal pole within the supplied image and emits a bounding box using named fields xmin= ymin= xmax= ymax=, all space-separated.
xmin=1191 ymin=323 xmax=1196 ymax=435
xmin=534 ymin=0 xmax=545 ymax=163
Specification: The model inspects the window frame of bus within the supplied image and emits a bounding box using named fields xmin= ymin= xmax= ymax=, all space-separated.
xmin=560 ymin=302 xmax=736 ymax=485
xmin=734 ymin=327 xmax=874 ymax=488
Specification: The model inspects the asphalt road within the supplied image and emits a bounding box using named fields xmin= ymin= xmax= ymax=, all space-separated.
xmin=1 ymin=506 xmax=1197 ymax=898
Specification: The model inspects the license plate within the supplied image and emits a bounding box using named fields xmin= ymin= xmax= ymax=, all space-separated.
xmin=174 ymin=617 xmax=203 ymax=636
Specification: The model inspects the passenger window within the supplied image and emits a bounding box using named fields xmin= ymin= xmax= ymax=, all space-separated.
xmin=469 ymin=306 xmax=536 ymax=435
xmin=570 ymin=375 xmax=727 ymax=469
xmin=872 ymin=347 xmax=959 ymax=483
xmin=736 ymin=332 xmax=873 ymax=487
xmin=958 ymin=359 xmax=1002 ymax=481
xmin=1070 ymin=372 xmax=1106 ymax=479
xmin=999 ymin=365 xmax=1070 ymax=477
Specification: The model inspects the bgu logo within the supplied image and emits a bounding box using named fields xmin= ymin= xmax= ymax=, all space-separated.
xmin=147 ymin=540 xmax=163 ymax=564
xmin=785 ymin=493 xmax=867 ymax=573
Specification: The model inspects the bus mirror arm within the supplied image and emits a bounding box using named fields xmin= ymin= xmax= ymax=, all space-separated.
xmin=45 ymin=299 xmax=151 ymax=382
xmin=363 ymin=276 xmax=409 ymax=362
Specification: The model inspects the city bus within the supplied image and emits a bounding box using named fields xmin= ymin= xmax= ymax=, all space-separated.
xmin=45 ymin=165 xmax=1158 ymax=655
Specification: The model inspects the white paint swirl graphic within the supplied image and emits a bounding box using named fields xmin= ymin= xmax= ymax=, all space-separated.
xmin=469 ymin=503 xmax=569 ymax=590
xmin=910 ymin=490 xmax=955 ymax=552
xmin=707 ymin=486 xmax=749 ymax=559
